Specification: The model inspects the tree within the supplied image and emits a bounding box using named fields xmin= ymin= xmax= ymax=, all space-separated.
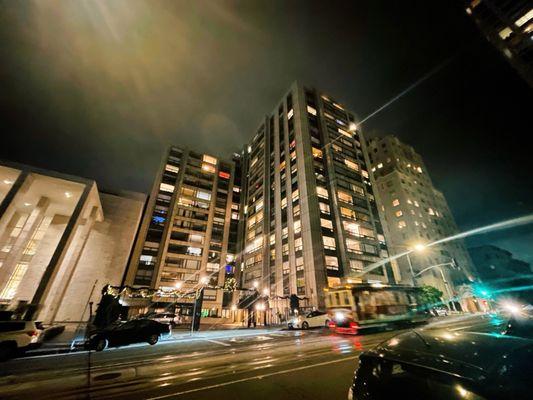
xmin=418 ymin=285 xmax=443 ymax=308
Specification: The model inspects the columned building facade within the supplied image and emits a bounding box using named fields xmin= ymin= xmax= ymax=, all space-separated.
xmin=0 ymin=162 xmax=144 ymax=324
xmin=124 ymin=147 xmax=242 ymax=317
xmin=240 ymin=82 xmax=397 ymax=312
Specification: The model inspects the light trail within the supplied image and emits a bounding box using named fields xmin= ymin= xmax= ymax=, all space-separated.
xmin=359 ymin=213 xmax=533 ymax=276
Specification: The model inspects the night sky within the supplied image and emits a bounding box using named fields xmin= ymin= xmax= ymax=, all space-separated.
xmin=1 ymin=1 xmax=531 ymax=262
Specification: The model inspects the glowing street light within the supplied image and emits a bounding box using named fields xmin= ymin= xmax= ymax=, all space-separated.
xmin=231 ymin=304 xmax=237 ymax=311
xmin=412 ymin=243 xmax=426 ymax=252
xmin=348 ymin=122 xmax=358 ymax=131
xmin=200 ymin=276 xmax=209 ymax=285
xmin=262 ymin=288 xmax=269 ymax=296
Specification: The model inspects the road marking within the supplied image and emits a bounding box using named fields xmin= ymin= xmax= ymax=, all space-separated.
xmin=203 ymin=339 xmax=230 ymax=347
xmin=146 ymin=356 xmax=358 ymax=399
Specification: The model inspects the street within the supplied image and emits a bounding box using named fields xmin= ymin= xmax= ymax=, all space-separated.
xmin=0 ymin=314 xmax=494 ymax=400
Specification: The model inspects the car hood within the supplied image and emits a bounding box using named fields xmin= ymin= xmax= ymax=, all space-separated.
xmin=365 ymin=329 xmax=533 ymax=381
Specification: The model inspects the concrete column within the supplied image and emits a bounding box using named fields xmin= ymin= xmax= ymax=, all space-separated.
xmin=0 ymin=197 xmax=50 ymax=294
xmin=0 ymin=171 xmax=29 ymax=223
xmin=45 ymin=206 xmax=99 ymax=324
xmin=29 ymin=183 xmax=93 ymax=320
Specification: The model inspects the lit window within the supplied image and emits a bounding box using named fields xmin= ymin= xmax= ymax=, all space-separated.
xmin=377 ymin=163 xmax=383 ymax=169
xmin=201 ymin=163 xmax=216 ymax=173
xmin=319 ymin=202 xmax=330 ymax=214
xmin=338 ymin=191 xmax=352 ymax=204
xmin=361 ymin=170 xmax=369 ymax=179
xmin=498 ymin=27 xmax=513 ymax=40
xmin=203 ymin=155 xmax=217 ymax=165
xmin=343 ymin=221 xmax=360 ymax=236
xmin=190 ymin=234 xmax=203 ymax=243
xmin=346 ymin=239 xmax=361 ymax=253
xmin=0 ymin=262 xmax=28 ymax=300
xmin=428 ymin=208 xmax=435 ymax=216
xmin=256 ymin=199 xmax=264 ymax=211
xmin=338 ymin=128 xmax=351 ymax=137
xmin=165 ymin=164 xmax=179 ymax=173
xmin=160 ymin=183 xmax=175 ymax=193
xmin=321 ymin=218 xmax=333 ymax=230
xmin=322 ymin=236 xmax=336 ymax=250
xmin=307 ymin=105 xmax=317 ymax=116
xmin=325 ymin=256 xmax=338 ymax=269
xmin=416 ymin=167 xmax=423 ymax=173
xmin=187 ymin=247 xmax=202 ymax=256
xmin=515 ymin=9 xmax=533 ymax=27
xmin=287 ymin=109 xmax=294 ymax=119
xmin=312 ymin=147 xmax=323 ymax=159
xmin=197 ymin=191 xmax=211 ymax=201
xmin=398 ymin=221 xmax=406 ymax=229
xmin=344 ymin=159 xmax=358 ymax=171
xmin=218 ymin=171 xmax=230 ymax=179
xmin=414 ymin=201 xmax=420 ymax=207
xmin=392 ymin=199 xmax=400 ymax=207
xmin=395 ymin=210 xmax=403 ymax=217
xmin=294 ymin=219 xmax=301 ymax=234
xmin=316 ymin=186 xmax=329 ymax=199
xmin=349 ymin=259 xmax=363 ymax=272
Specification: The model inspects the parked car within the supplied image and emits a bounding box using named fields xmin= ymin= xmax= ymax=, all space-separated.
xmin=85 ymin=319 xmax=171 ymax=351
xmin=347 ymin=328 xmax=532 ymax=399
xmin=288 ymin=310 xmax=330 ymax=330
xmin=431 ymin=306 xmax=449 ymax=317
xmin=0 ymin=321 xmax=42 ymax=361
xmin=149 ymin=313 xmax=182 ymax=326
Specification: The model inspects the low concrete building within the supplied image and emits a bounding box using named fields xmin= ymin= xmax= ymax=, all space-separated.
xmin=0 ymin=161 xmax=145 ymax=324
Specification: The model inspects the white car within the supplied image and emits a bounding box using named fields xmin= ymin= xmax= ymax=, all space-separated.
xmin=0 ymin=321 xmax=42 ymax=361
xmin=288 ymin=310 xmax=330 ymax=330
xmin=150 ymin=313 xmax=181 ymax=326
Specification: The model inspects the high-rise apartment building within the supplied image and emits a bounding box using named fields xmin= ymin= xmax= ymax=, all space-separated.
xmin=239 ymin=82 xmax=397 ymax=311
xmin=465 ymin=0 xmax=533 ymax=87
xmin=368 ymin=136 xmax=475 ymax=299
xmin=124 ymin=147 xmax=242 ymax=317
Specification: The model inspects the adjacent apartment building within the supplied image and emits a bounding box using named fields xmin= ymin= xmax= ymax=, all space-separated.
xmin=465 ymin=0 xmax=533 ymax=87
xmin=0 ymin=161 xmax=145 ymax=324
xmin=239 ymin=82 xmax=398 ymax=312
xmin=124 ymin=147 xmax=242 ymax=317
xmin=367 ymin=136 xmax=475 ymax=300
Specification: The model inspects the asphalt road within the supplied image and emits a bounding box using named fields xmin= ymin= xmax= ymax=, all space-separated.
xmin=0 ymin=314 xmax=496 ymax=400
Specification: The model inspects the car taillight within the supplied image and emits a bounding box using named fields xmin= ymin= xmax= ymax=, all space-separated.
xmin=328 ymin=321 xmax=336 ymax=328
xmin=26 ymin=330 xmax=38 ymax=337
xmin=349 ymin=322 xmax=358 ymax=329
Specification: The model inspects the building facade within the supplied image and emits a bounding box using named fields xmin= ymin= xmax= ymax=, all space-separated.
xmin=368 ymin=136 xmax=475 ymax=300
xmin=470 ymin=245 xmax=532 ymax=302
xmin=0 ymin=161 xmax=144 ymax=324
xmin=465 ymin=0 xmax=533 ymax=87
xmin=124 ymin=147 xmax=242 ymax=317
xmin=239 ymin=82 xmax=397 ymax=312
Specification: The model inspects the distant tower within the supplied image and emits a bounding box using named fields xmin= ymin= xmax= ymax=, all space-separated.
xmin=465 ymin=0 xmax=533 ymax=87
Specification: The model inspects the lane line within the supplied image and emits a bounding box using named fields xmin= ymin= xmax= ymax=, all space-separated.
xmin=146 ymin=356 xmax=358 ymax=399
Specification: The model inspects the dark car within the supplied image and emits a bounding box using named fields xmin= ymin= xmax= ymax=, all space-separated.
xmin=86 ymin=319 xmax=171 ymax=351
xmin=348 ymin=329 xmax=532 ymax=399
